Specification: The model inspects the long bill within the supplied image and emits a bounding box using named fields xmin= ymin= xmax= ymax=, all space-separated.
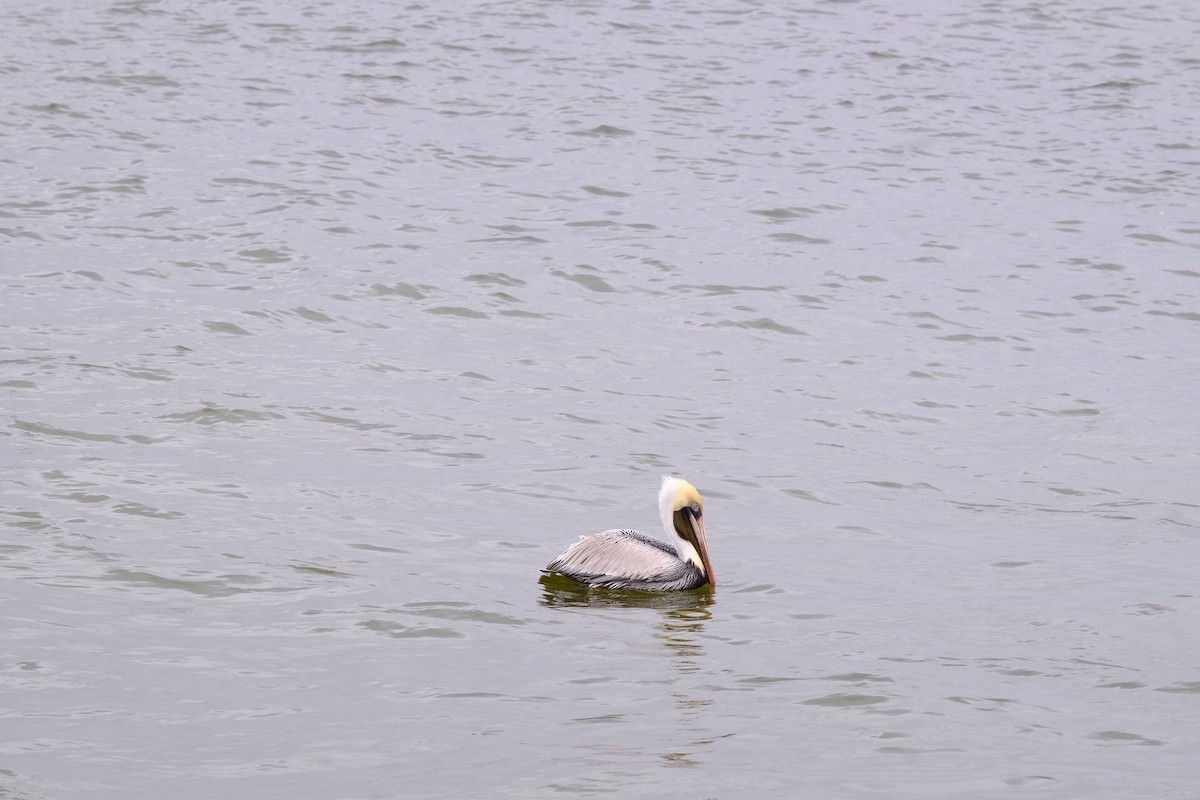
xmin=677 ymin=507 xmax=715 ymax=588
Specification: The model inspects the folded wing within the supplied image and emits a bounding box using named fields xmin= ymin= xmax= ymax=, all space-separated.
xmin=544 ymin=529 xmax=705 ymax=591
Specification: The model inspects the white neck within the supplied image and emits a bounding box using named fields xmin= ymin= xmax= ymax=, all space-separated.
xmin=659 ymin=476 xmax=703 ymax=569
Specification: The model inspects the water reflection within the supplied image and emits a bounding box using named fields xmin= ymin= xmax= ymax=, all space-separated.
xmin=656 ymin=604 xmax=716 ymax=769
xmin=657 ymin=605 xmax=710 ymax=670
xmin=539 ymin=574 xmax=719 ymax=768
xmin=538 ymin=573 xmax=715 ymax=612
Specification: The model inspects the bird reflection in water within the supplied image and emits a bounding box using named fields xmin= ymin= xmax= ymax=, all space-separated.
xmin=538 ymin=573 xmax=721 ymax=769
xmin=538 ymin=572 xmax=715 ymax=611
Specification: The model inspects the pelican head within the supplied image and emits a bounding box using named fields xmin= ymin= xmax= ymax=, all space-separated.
xmin=658 ymin=476 xmax=715 ymax=588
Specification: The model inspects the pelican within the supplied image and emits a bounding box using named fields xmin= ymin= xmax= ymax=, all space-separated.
xmin=543 ymin=476 xmax=715 ymax=591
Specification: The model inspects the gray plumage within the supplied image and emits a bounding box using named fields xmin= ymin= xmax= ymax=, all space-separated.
xmin=543 ymin=528 xmax=708 ymax=591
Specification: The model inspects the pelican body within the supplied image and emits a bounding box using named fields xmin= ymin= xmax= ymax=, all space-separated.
xmin=543 ymin=476 xmax=715 ymax=591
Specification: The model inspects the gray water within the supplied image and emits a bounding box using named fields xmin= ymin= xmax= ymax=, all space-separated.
xmin=3 ymin=0 xmax=1199 ymax=797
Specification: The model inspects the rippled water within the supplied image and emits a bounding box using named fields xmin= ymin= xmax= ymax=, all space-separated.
xmin=3 ymin=0 xmax=1199 ymax=797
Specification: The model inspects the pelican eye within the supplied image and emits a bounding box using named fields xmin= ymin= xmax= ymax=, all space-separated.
xmin=690 ymin=502 xmax=701 ymax=516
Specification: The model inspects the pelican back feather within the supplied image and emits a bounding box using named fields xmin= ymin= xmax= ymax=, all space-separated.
xmin=544 ymin=529 xmax=708 ymax=591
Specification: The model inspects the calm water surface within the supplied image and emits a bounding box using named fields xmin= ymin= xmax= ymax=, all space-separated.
xmin=3 ymin=0 xmax=1199 ymax=797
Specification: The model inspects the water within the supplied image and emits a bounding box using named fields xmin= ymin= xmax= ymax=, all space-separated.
xmin=3 ymin=0 xmax=1199 ymax=797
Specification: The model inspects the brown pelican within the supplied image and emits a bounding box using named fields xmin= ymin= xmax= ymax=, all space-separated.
xmin=543 ymin=476 xmax=715 ymax=591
